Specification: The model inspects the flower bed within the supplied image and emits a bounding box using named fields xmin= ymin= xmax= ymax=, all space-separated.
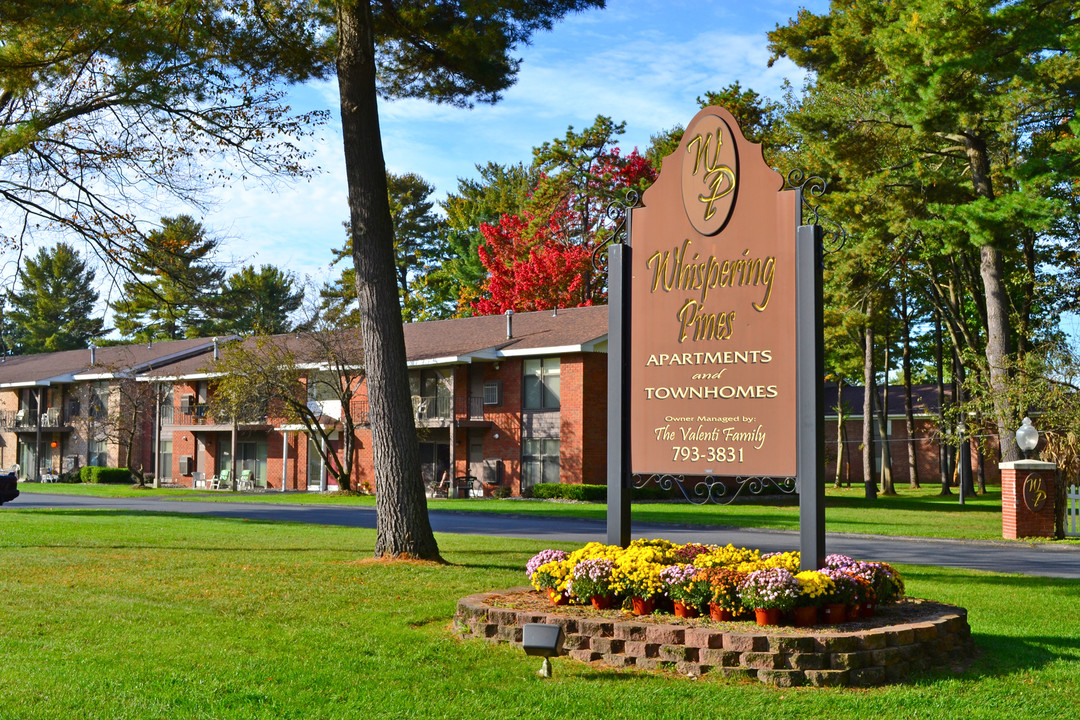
xmin=454 ymin=540 xmax=974 ymax=686
xmin=525 ymin=540 xmax=905 ymax=625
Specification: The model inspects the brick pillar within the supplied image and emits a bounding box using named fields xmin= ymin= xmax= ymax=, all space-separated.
xmin=999 ymin=460 xmax=1057 ymax=539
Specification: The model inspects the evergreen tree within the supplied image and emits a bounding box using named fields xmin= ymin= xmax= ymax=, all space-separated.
xmin=768 ymin=0 xmax=1080 ymax=462
xmin=321 ymin=172 xmax=449 ymax=324
xmin=111 ymin=215 xmax=225 ymax=342
xmin=6 ymin=242 xmax=105 ymax=353
xmin=214 ymin=264 xmax=305 ymax=336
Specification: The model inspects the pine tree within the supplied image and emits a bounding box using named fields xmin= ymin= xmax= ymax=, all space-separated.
xmin=6 ymin=242 xmax=105 ymax=354
xmin=111 ymin=215 xmax=225 ymax=342
xmin=214 ymin=265 xmax=305 ymax=336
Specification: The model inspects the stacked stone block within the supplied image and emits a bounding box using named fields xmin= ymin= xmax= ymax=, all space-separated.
xmin=455 ymin=588 xmax=975 ymax=688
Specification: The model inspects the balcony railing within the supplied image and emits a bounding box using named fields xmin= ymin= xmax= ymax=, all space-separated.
xmin=0 ymin=406 xmax=77 ymax=430
xmin=412 ymin=394 xmax=452 ymax=423
xmin=159 ymin=404 xmax=267 ymax=427
xmin=457 ymin=396 xmax=486 ymax=421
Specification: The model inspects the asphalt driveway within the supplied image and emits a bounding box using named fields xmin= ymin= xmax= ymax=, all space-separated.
xmin=7 ymin=492 xmax=1079 ymax=579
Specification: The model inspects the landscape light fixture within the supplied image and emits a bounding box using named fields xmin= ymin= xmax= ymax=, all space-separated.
xmin=522 ymin=623 xmax=563 ymax=678
xmin=1015 ymin=417 xmax=1039 ymax=459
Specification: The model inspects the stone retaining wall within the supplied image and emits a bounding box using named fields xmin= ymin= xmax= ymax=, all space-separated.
xmin=455 ymin=588 xmax=975 ymax=687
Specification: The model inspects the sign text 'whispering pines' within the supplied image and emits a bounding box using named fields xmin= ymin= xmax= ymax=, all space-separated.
xmin=628 ymin=107 xmax=798 ymax=477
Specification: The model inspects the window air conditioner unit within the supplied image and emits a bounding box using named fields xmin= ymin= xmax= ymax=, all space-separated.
xmin=178 ymin=456 xmax=193 ymax=475
xmin=180 ymin=395 xmax=195 ymax=414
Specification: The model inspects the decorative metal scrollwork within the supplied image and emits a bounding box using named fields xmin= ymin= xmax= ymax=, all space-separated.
xmin=592 ymin=189 xmax=642 ymax=271
xmin=632 ymin=473 xmax=797 ymax=506
xmin=784 ymin=168 xmax=847 ymax=256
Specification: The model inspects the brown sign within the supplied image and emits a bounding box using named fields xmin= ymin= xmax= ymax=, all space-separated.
xmin=629 ymin=106 xmax=798 ymax=477
xmin=1022 ymin=473 xmax=1048 ymax=512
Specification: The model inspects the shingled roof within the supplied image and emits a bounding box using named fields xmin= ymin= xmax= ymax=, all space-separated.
xmin=825 ymin=383 xmax=956 ymax=418
xmin=142 ymin=306 xmax=609 ymax=379
xmin=401 ymin=305 xmax=608 ymax=363
xmin=0 ymin=337 xmax=222 ymax=387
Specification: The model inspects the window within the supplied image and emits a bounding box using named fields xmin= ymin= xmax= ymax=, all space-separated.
xmin=90 ymin=381 xmax=108 ymax=421
xmin=483 ymin=381 xmax=502 ymax=406
xmin=523 ymin=358 xmax=560 ymax=410
xmin=307 ymin=371 xmax=338 ymax=403
xmin=522 ymin=438 xmax=560 ymax=490
xmin=158 ymin=438 xmax=173 ymax=481
xmin=88 ymin=436 xmax=107 ymax=467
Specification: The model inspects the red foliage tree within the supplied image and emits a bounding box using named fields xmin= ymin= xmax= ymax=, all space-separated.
xmin=471 ymin=143 xmax=656 ymax=315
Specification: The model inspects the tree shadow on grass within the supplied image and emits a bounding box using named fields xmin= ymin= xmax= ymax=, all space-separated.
xmin=905 ymin=569 xmax=1080 ymax=677
xmin=825 ymin=492 xmax=1003 ymax=515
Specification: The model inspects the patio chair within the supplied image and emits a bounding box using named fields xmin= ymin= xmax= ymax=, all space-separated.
xmin=210 ymin=469 xmax=231 ymax=490
xmin=191 ymin=471 xmax=205 ymax=489
xmin=238 ymin=469 xmax=254 ymax=491
xmin=427 ymin=471 xmax=449 ymax=499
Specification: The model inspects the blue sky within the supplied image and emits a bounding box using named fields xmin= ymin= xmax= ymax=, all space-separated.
xmin=194 ymin=0 xmax=829 ymax=287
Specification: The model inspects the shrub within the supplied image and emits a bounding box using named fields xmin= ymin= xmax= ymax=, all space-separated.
xmin=524 ymin=482 xmax=668 ymax=502
xmin=491 ymin=486 xmax=512 ymax=499
xmin=529 ymin=483 xmax=606 ymax=502
xmin=80 ymin=467 xmax=132 ymax=484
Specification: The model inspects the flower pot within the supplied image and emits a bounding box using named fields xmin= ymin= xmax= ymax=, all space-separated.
xmin=673 ymin=601 xmax=699 ymax=619
xmin=792 ymin=605 xmax=818 ymax=627
xmin=754 ymin=608 xmax=782 ymax=626
xmin=709 ymin=603 xmax=734 ymax=622
xmin=547 ymin=589 xmax=568 ymax=606
xmin=631 ymin=596 xmax=656 ymax=615
xmin=821 ymin=603 xmax=846 ymax=625
xmin=590 ymin=595 xmax=615 ymax=610
xmin=858 ymin=601 xmax=876 ymax=618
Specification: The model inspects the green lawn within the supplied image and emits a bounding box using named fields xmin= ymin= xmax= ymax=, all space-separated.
xmin=17 ymin=481 xmax=1027 ymax=541
xmin=0 ymin=507 xmax=1077 ymax=719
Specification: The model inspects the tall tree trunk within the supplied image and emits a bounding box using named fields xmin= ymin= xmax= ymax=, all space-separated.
xmin=878 ymin=341 xmax=895 ymax=495
xmin=976 ymin=440 xmax=986 ymax=494
xmin=336 ymin=0 xmax=440 ymax=560
xmin=964 ymin=134 xmax=1018 ymax=463
xmin=901 ymin=292 xmax=919 ymax=488
xmin=862 ymin=318 xmax=877 ymax=500
xmin=935 ymin=316 xmax=951 ymax=495
xmin=953 ymin=349 xmax=976 ymax=496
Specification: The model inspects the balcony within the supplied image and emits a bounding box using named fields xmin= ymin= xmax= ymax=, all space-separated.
xmin=412 ymin=394 xmax=452 ymax=425
xmin=455 ymin=396 xmax=492 ymax=428
xmin=351 ymin=395 xmax=455 ymax=427
xmin=159 ymin=404 xmax=268 ymax=429
xmin=0 ymin=406 xmax=76 ymax=431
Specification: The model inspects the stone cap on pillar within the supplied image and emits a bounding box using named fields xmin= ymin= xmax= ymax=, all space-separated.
xmin=998 ymin=460 xmax=1057 ymax=471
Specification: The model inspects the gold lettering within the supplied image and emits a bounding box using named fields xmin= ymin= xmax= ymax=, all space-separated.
xmin=687 ymin=129 xmax=736 ymax=221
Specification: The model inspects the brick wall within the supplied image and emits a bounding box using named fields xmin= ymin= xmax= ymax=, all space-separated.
xmin=484 ymin=359 xmax=523 ymax=494
xmin=557 ymin=353 xmax=608 ymax=486
xmin=581 ymin=352 xmax=608 ymax=485
xmin=559 ymin=355 xmax=584 ymax=486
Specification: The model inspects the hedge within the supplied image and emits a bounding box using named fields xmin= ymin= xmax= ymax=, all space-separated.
xmin=523 ymin=482 xmax=668 ymax=502
xmin=79 ymin=467 xmax=132 ymax=484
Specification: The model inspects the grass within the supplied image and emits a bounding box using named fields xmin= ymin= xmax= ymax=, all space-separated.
xmin=18 ymin=481 xmax=1040 ymax=542
xmin=0 ymin=507 xmax=1077 ymax=719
